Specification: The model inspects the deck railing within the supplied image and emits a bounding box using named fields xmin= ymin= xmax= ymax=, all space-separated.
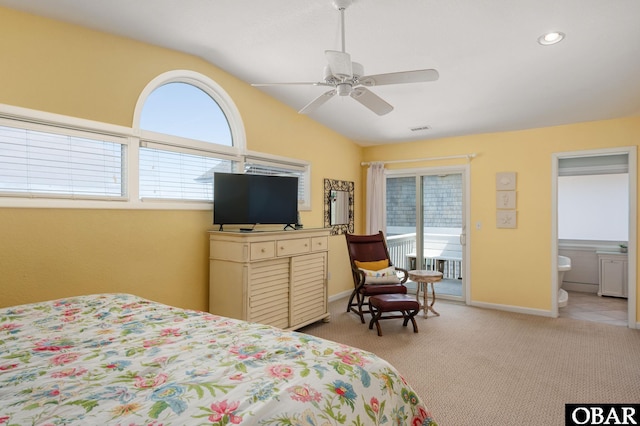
xmin=387 ymin=232 xmax=463 ymax=279
xmin=387 ymin=233 xmax=416 ymax=270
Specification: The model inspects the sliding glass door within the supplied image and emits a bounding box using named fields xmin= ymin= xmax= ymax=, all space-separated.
xmin=386 ymin=167 xmax=467 ymax=301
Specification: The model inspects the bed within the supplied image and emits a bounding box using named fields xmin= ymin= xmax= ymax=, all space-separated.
xmin=0 ymin=293 xmax=436 ymax=425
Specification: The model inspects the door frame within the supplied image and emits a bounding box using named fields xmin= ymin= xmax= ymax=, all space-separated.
xmin=386 ymin=164 xmax=471 ymax=305
xmin=551 ymin=146 xmax=637 ymax=328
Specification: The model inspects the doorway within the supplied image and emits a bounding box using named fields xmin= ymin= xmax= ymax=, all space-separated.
xmin=385 ymin=165 xmax=470 ymax=303
xmin=552 ymin=147 xmax=637 ymax=328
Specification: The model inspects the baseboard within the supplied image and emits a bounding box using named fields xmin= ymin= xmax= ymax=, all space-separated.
xmin=470 ymin=301 xmax=555 ymax=318
xmin=562 ymin=282 xmax=598 ymax=293
xmin=328 ymin=290 xmax=352 ymax=303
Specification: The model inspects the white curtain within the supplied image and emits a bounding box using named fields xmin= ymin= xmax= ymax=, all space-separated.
xmin=366 ymin=162 xmax=386 ymax=235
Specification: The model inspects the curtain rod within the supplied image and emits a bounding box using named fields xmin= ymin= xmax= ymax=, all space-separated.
xmin=361 ymin=153 xmax=476 ymax=166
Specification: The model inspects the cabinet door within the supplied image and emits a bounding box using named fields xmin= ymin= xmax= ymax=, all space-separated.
xmin=601 ymin=259 xmax=625 ymax=297
xmin=290 ymin=252 xmax=327 ymax=327
xmin=248 ymin=258 xmax=290 ymax=328
xmin=622 ymin=260 xmax=628 ymax=298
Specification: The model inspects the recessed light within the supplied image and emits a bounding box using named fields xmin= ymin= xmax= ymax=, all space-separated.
xmin=538 ymin=31 xmax=565 ymax=45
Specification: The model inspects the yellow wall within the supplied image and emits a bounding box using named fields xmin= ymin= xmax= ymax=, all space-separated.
xmin=0 ymin=209 xmax=212 ymax=308
xmin=1 ymin=7 xmax=638 ymax=325
xmin=0 ymin=7 xmax=361 ymax=310
xmin=363 ymin=116 xmax=640 ymax=322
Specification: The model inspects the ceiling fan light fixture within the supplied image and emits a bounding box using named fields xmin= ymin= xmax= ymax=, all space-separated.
xmin=336 ymin=83 xmax=352 ymax=96
xmin=538 ymin=31 xmax=565 ymax=45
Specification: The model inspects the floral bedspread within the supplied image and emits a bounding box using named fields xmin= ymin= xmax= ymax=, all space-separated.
xmin=0 ymin=293 xmax=436 ymax=425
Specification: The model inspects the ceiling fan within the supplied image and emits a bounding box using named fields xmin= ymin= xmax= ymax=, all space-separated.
xmin=251 ymin=0 xmax=439 ymax=116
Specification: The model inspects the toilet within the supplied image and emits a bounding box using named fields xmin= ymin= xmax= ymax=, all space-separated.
xmin=558 ymin=255 xmax=571 ymax=308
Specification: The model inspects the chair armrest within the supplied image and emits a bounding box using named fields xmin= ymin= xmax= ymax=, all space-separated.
xmin=394 ymin=267 xmax=409 ymax=284
xmin=351 ymin=266 xmax=367 ymax=289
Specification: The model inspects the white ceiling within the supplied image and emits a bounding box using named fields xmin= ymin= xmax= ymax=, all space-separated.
xmin=2 ymin=0 xmax=640 ymax=145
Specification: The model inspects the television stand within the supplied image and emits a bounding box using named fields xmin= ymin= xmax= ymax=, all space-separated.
xmin=283 ymin=224 xmax=296 ymax=231
xmin=208 ymin=228 xmax=330 ymax=330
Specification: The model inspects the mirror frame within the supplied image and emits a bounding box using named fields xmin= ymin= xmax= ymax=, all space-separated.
xmin=323 ymin=178 xmax=354 ymax=235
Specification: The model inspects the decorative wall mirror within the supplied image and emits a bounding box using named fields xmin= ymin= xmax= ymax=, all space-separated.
xmin=324 ymin=178 xmax=354 ymax=235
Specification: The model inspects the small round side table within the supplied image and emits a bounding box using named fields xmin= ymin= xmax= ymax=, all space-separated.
xmin=408 ymin=270 xmax=443 ymax=318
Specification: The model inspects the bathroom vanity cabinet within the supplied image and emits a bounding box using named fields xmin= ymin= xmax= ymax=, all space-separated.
xmin=597 ymin=251 xmax=628 ymax=298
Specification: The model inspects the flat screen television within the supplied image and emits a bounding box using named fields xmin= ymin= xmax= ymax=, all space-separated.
xmin=213 ymin=173 xmax=298 ymax=230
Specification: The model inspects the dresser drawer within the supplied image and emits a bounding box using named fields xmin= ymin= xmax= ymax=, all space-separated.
xmin=310 ymin=236 xmax=328 ymax=252
xmin=250 ymin=241 xmax=275 ymax=260
xmin=276 ymin=238 xmax=310 ymax=257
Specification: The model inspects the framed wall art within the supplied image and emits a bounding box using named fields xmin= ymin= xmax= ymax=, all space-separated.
xmin=496 ymin=210 xmax=517 ymax=228
xmin=496 ymin=172 xmax=516 ymax=190
xmin=496 ymin=190 xmax=516 ymax=209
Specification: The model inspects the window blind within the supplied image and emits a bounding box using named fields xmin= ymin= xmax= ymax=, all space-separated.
xmin=559 ymin=154 xmax=628 ymax=176
xmin=139 ymin=145 xmax=233 ymax=201
xmin=0 ymin=124 xmax=125 ymax=199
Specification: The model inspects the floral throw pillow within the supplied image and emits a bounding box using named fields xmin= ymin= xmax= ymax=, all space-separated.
xmin=359 ymin=266 xmax=401 ymax=284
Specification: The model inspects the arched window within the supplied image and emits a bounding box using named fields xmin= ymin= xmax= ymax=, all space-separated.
xmin=134 ymin=71 xmax=245 ymax=202
xmin=140 ymin=82 xmax=232 ymax=146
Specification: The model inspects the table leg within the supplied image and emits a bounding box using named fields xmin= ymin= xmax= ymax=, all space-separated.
xmin=423 ymin=281 xmax=428 ymax=318
xmin=427 ymin=282 xmax=440 ymax=317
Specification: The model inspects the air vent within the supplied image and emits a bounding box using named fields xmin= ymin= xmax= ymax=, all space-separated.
xmin=410 ymin=125 xmax=431 ymax=132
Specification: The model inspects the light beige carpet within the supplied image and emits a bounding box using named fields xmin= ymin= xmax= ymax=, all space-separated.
xmin=300 ymin=297 xmax=640 ymax=425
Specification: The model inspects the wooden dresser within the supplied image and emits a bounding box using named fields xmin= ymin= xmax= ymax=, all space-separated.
xmin=208 ymin=229 xmax=330 ymax=330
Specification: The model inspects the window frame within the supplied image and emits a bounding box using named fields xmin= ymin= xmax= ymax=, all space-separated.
xmin=0 ymin=71 xmax=312 ymax=210
xmin=133 ymin=70 xmax=246 ymax=153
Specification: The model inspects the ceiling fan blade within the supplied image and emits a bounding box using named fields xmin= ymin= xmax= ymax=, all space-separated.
xmin=325 ymin=50 xmax=353 ymax=78
xmin=350 ymin=87 xmax=393 ymax=116
xmin=359 ymin=69 xmax=439 ymax=86
xmin=299 ymin=90 xmax=336 ymax=114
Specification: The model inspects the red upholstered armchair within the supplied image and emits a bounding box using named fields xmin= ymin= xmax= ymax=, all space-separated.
xmin=345 ymin=231 xmax=408 ymax=323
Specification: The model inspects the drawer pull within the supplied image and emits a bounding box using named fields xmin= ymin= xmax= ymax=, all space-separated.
xmin=261 ymin=248 xmax=266 ymax=253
